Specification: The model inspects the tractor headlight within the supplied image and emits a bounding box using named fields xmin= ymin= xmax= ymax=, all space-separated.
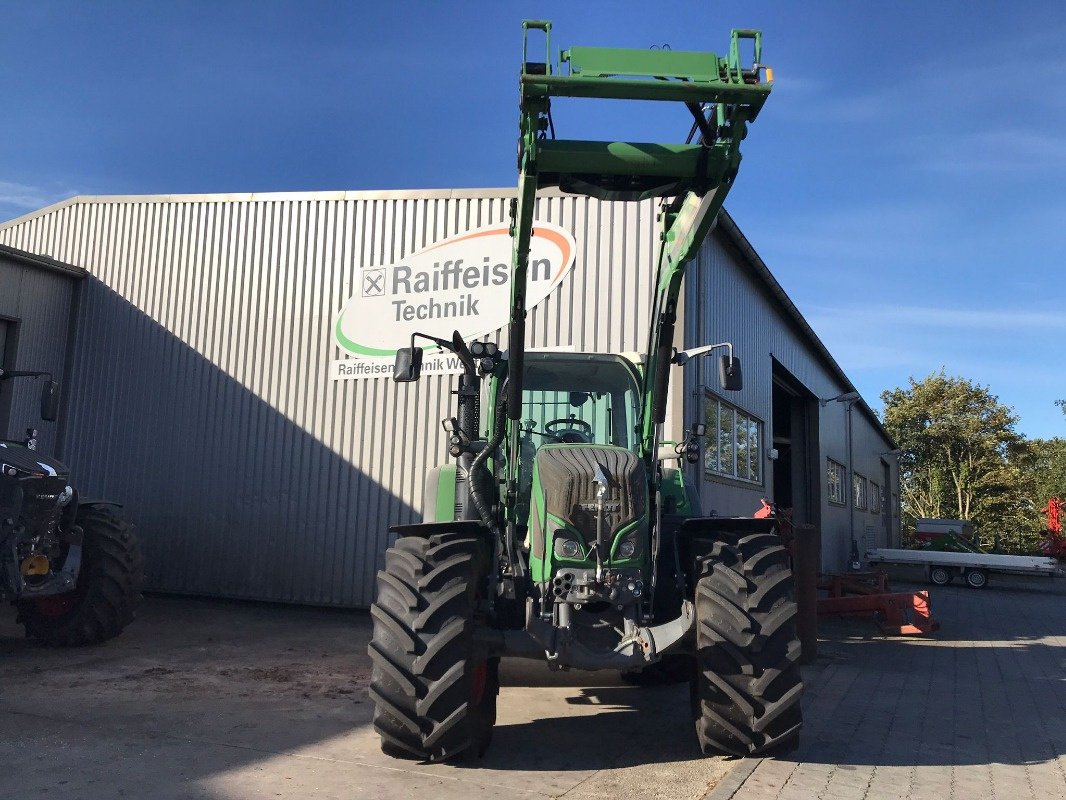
xmin=615 ymin=531 xmax=641 ymax=560
xmin=554 ymin=535 xmax=583 ymax=560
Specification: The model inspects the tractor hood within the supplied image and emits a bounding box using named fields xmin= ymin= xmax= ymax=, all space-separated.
xmin=0 ymin=441 xmax=70 ymax=479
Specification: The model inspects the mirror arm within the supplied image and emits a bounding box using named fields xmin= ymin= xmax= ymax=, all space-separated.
xmin=410 ymin=332 xmax=477 ymax=375
xmin=670 ymin=342 xmax=732 ymax=366
xmin=410 ymin=331 xmax=451 ymax=351
xmin=0 ymin=370 xmax=52 ymax=381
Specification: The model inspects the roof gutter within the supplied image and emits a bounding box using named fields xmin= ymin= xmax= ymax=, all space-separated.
xmin=0 ymin=243 xmax=86 ymax=280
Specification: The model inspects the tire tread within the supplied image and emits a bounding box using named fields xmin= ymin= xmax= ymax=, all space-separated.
xmin=369 ymin=534 xmax=497 ymax=762
xmin=693 ymin=529 xmax=804 ymax=757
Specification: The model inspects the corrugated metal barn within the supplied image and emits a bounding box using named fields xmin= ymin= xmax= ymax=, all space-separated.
xmin=0 ymin=189 xmax=898 ymax=607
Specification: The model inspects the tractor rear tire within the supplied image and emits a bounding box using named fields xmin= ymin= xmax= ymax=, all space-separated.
xmin=692 ymin=529 xmax=803 ymax=757
xmin=368 ymin=533 xmax=497 ymax=762
xmin=19 ymin=505 xmax=143 ymax=646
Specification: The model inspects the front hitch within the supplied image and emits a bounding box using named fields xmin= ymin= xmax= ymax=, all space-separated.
xmin=4 ymin=525 xmax=83 ymax=599
xmin=486 ymin=599 xmax=696 ymax=671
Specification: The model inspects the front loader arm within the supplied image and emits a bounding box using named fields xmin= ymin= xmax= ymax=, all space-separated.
xmin=506 ymin=23 xmax=773 ymax=480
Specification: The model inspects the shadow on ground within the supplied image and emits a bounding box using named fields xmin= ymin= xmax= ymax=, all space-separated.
xmin=483 ymin=673 xmax=706 ymax=773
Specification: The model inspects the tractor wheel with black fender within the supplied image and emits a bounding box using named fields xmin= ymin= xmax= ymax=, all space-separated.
xmin=369 ymin=533 xmax=498 ymax=762
xmin=692 ymin=529 xmax=803 ymax=756
xmin=19 ymin=504 xmax=143 ymax=646
xmin=929 ymin=566 xmax=952 ymax=586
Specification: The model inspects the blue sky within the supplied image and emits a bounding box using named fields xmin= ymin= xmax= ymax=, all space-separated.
xmin=2 ymin=1 xmax=1064 ymax=437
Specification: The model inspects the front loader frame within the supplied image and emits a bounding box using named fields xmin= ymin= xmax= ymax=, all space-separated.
xmin=500 ymin=22 xmax=773 ymax=593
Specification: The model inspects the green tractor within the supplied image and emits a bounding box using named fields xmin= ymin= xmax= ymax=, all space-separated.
xmin=369 ymin=22 xmax=802 ymax=761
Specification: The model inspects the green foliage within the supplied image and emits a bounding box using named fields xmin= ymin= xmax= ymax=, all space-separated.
xmin=1016 ymin=437 xmax=1066 ymax=511
xmin=881 ymin=371 xmax=1042 ymax=554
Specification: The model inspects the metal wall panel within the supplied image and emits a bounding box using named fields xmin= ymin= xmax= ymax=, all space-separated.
xmin=684 ymin=231 xmax=898 ymax=571
xmin=1 ymin=189 xmax=897 ymax=598
xmin=0 ymin=253 xmax=79 ymax=454
xmin=0 ymin=191 xmax=659 ymax=606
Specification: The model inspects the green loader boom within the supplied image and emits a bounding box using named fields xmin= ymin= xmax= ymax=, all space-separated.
xmin=506 ymin=20 xmax=773 ymax=519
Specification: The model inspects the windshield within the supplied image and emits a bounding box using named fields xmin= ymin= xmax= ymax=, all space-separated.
xmin=520 ymin=353 xmax=640 ymax=451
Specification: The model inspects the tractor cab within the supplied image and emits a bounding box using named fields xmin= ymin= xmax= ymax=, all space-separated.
xmin=513 ymin=352 xmax=645 ymax=581
xmin=518 ymin=352 xmax=641 ymax=451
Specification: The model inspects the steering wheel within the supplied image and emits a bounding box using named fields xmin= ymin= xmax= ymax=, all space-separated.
xmin=544 ymin=417 xmax=594 ymax=444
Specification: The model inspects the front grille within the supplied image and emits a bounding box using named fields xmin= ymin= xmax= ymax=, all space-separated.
xmin=534 ymin=445 xmax=647 ymax=545
xmin=14 ymin=476 xmax=66 ymax=534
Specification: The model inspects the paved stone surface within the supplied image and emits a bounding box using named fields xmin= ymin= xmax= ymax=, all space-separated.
xmin=718 ymin=577 xmax=1066 ymax=800
xmin=0 ymin=595 xmax=729 ymax=800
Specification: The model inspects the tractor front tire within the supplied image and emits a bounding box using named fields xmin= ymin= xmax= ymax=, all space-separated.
xmin=19 ymin=504 xmax=144 ymax=646
xmin=369 ymin=534 xmax=497 ymax=762
xmin=692 ymin=530 xmax=803 ymax=757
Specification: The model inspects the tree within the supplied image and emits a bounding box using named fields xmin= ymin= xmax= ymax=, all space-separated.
xmin=881 ymin=372 xmax=1034 ymax=551
xmin=1017 ymin=437 xmax=1066 ymax=515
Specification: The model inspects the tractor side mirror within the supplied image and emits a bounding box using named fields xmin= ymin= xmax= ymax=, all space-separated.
xmin=41 ymin=380 xmax=60 ymax=422
xmin=393 ymin=347 xmax=423 ymax=383
xmin=719 ymin=355 xmax=743 ymax=391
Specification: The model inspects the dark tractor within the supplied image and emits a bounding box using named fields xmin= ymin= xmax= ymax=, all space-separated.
xmin=1 ymin=369 xmax=143 ymax=645
xmin=367 ymin=24 xmax=802 ymax=763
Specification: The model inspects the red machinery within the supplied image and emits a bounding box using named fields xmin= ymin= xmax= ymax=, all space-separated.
xmin=816 ymin=572 xmax=939 ymax=635
xmin=755 ymin=500 xmax=939 ymax=636
xmin=1041 ymin=498 xmax=1066 ymax=559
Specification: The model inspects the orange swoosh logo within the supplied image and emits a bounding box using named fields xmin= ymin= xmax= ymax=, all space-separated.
xmin=418 ymin=224 xmax=574 ymax=285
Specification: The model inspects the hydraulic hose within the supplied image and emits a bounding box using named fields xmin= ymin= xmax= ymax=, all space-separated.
xmin=469 ymin=380 xmax=514 ymax=568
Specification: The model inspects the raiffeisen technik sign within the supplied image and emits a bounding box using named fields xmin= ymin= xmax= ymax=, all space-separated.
xmin=332 ymin=222 xmax=577 ymax=380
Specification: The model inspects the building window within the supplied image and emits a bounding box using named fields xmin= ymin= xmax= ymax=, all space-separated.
xmin=870 ymin=481 xmax=881 ymax=514
xmin=853 ymin=473 xmax=868 ymax=511
xmin=705 ymin=395 xmax=762 ymax=484
xmin=827 ymin=459 xmax=846 ymax=505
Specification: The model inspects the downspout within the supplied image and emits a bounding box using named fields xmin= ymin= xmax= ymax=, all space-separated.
xmin=847 ymin=400 xmax=858 ymax=569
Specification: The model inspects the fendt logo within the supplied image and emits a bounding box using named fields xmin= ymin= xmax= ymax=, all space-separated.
xmin=332 ymin=222 xmax=577 ymax=379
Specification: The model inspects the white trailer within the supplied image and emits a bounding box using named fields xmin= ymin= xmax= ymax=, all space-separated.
xmin=865 ymin=548 xmax=1060 ymax=589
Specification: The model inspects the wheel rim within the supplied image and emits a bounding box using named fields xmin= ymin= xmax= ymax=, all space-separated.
xmin=470 ymin=661 xmax=488 ymax=706
xmin=968 ymin=571 xmax=985 ymax=587
xmin=932 ymin=568 xmax=949 ymax=584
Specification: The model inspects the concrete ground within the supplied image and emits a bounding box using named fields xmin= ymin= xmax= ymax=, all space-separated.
xmin=0 ymin=595 xmax=730 ymax=800
xmin=716 ymin=573 xmax=1066 ymax=800
xmin=3 ymin=572 xmax=1063 ymax=800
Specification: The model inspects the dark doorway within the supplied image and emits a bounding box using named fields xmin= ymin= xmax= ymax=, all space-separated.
xmin=771 ymin=361 xmax=819 ymax=528
xmin=0 ymin=319 xmax=14 ymax=438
